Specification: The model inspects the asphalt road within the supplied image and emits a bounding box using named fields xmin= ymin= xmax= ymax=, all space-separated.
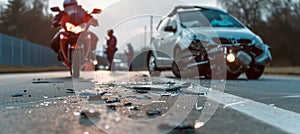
xmin=0 ymin=71 xmax=299 ymax=134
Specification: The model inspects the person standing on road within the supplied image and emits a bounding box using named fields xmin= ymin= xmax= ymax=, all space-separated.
xmin=106 ymin=29 xmax=117 ymax=70
xmin=124 ymin=43 xmax=134 ymax=71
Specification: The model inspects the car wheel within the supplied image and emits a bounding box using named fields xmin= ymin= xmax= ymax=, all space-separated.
xmin=227 ymin=72 xmax=240 ymax=80
xmin=171 ymin=61 xmax=181 ymax=78
xmin=147 ymin=52 xmax=161 ymax=76
xmin=246 ymin=65 xmax=265 ymax=80
xmin=171 ymin=47 xmax=182 ymax=78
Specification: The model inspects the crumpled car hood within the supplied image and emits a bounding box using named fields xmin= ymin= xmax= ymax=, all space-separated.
xmin=187 ymin=27 xmax=257 ymax=44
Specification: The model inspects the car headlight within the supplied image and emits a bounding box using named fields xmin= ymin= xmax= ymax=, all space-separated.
xmin=226 ymin=53 xmax=236 ymax=63
xmin=65 ymin=22 xmax=87 ymax=34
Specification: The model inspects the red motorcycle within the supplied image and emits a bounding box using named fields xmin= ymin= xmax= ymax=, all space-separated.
xmin=50 ymin=6 xmax=101 ymax=77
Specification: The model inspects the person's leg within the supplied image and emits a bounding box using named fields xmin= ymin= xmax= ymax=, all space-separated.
xmin=107 ymin=52 xmax=113 ymax=70
xmin=60 ymin=38 xmax=69 ymax=65
xmin=51 ymin=32 xmax=60 ymax=53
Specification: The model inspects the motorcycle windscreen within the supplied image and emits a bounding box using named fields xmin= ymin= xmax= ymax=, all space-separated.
xmin=64 ymin=5 xmax=87 ymax=25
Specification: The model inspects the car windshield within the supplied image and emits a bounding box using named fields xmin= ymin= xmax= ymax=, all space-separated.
xmin=178 ymin=9 xmax=244 ymax=28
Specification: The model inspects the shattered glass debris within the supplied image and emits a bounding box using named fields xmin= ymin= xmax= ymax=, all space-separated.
xmin=11 ymin=93 xmax=23 ymax=97
xmin=146 ymin=110 xmax=162 ymax=116
xmin=105 ymin=99 xmax=121 ymax=104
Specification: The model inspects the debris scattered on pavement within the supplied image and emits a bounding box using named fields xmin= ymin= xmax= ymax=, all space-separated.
xmin=166 ymin=81 xmax=176 ymax=85
xmin=160 ymin=93 xmax=180 ymax=97
xmin=124 ymin=102 xmax=132 ymax=106
xmin=87 ymin=94 xmax=103 ymax=101
xmin=32 ymin=81 xmax=51 ymax=84
xmin=9 ymin=74 xmax=211 ymax=133
xmin=161 ymin=93 xmax=172 ymax=97
xmin=195 ymin=103 xmax=203 ymax=110
xmin=135 ymin=90 xmax=149 ymax=94
xmin=66 ymin=89 xmax=75 ymax=94
xmin=104 ymin=124 xmax=110 ymax=130
xmin=194 ymin=120 xmax=204 ymax=129
xmin=269 ymin=104 xmax=276 ymax=108
xmin=126 ymin=95 xmax=151 ymax=100
xmin=130 ymin=82 xmax=192 ymax=92
xmin=174 ymin=122 xmax=195 ymax=130
xmin=79 ymin=92 xmax=96 ymax=98
xmin=105 ymin=98 xmax=121 ymax=104
xmin=98 ymin=91 xmax=107 ymax=96
xmin=152 ymin=100 xmax=166 ymax=103
xmin=80 ymin=110 xmax=100 ymax=118
xmin=127 ymin=106 xmax=139 ymax=111
xmin=159 ymin=122 xmax=198 ymax=133
xmin=83 ymin=131 xmax=90 ymax=134
xmin=32 ymin=78 xmax=63 ymax=84
xmin=164 ymin=86 xmax=182 ymax=92
xmin=198 ymin=92 xmax=207 ymax=96
xmin=107 ymin=105 xmax=117 ymax=111
xmin=73 ymin=112 xmax=81 ymax=117
xmin=11 ymin=93 xmax=23 ymax=97
xmin=114 ymin=116 xmax=121 ymax=122
xmin=146 ymin=110 xmax=162 ymax=116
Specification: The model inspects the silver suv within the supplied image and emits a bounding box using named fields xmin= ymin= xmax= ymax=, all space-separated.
xmin=147 ymin=6 xmax=272 ymax=79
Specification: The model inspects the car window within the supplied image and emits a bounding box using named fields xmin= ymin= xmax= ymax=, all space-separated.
xmin=178 ymin=9 xmax=244 ymax=28
xmin=167 ymin=19 xmax=177 ymax=30
xmin=157 ymin=18 xmax=170 ymax=32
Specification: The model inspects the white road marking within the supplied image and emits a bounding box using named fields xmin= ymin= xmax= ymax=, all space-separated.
xmin=208 ymin=90 xmax=300 ymax=134
xmin=162 ymin=74 xmax=300 ymax=133
xmin=222 ymin=101 xmax=246 ymax=109
xmin=280 ymin=95 xmax=300 ymax=99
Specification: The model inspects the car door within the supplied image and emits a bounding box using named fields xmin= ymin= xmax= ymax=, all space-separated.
xmin=160 ymin=18 xmax=178 ymax=66
xmin=152 ymin=17 xmax=171 ymax=68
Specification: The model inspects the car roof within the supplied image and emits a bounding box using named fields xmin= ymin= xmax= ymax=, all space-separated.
xmin=167 ymin=5 xmax=225 ymax=17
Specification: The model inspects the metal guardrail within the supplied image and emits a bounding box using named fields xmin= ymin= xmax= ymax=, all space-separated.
xmin=0 ymin=33 xmax=60 ymax=67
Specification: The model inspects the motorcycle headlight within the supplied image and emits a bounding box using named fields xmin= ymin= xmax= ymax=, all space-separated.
xmin=65 ymin=22 xmax=87 ymax=34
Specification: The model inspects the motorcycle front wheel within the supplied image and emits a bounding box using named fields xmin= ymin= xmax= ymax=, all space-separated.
xmin=71 ymin=49 xmax=81 ymax=78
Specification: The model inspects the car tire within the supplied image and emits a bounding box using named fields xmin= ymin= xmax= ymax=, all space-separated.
xmin=246 ymin=65 xmax=265 ymax=80
xmin=171 ymin=61 xmax=181 ymax=78
xmin=172 ymin=47 xmax=182 ymax=78
xmin=147 ymin=52 xmax=161 ymax=76
xmin=227 ymin=72 xmax=240 ymax=80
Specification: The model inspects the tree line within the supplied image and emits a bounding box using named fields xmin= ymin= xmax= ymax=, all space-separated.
xmin=0 ymin=0 xmax=57 ymax=48
xmin=218 ymin=0 xmax=300 ymax=66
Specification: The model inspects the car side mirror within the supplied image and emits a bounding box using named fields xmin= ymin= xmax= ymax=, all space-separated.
xmin=164 ymin=26 xmax=176 ymax=33
xmin=91 ymin=8 xmax=102 ymax=14
xmin=50 ymin=7 xmax=61 ymax=12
